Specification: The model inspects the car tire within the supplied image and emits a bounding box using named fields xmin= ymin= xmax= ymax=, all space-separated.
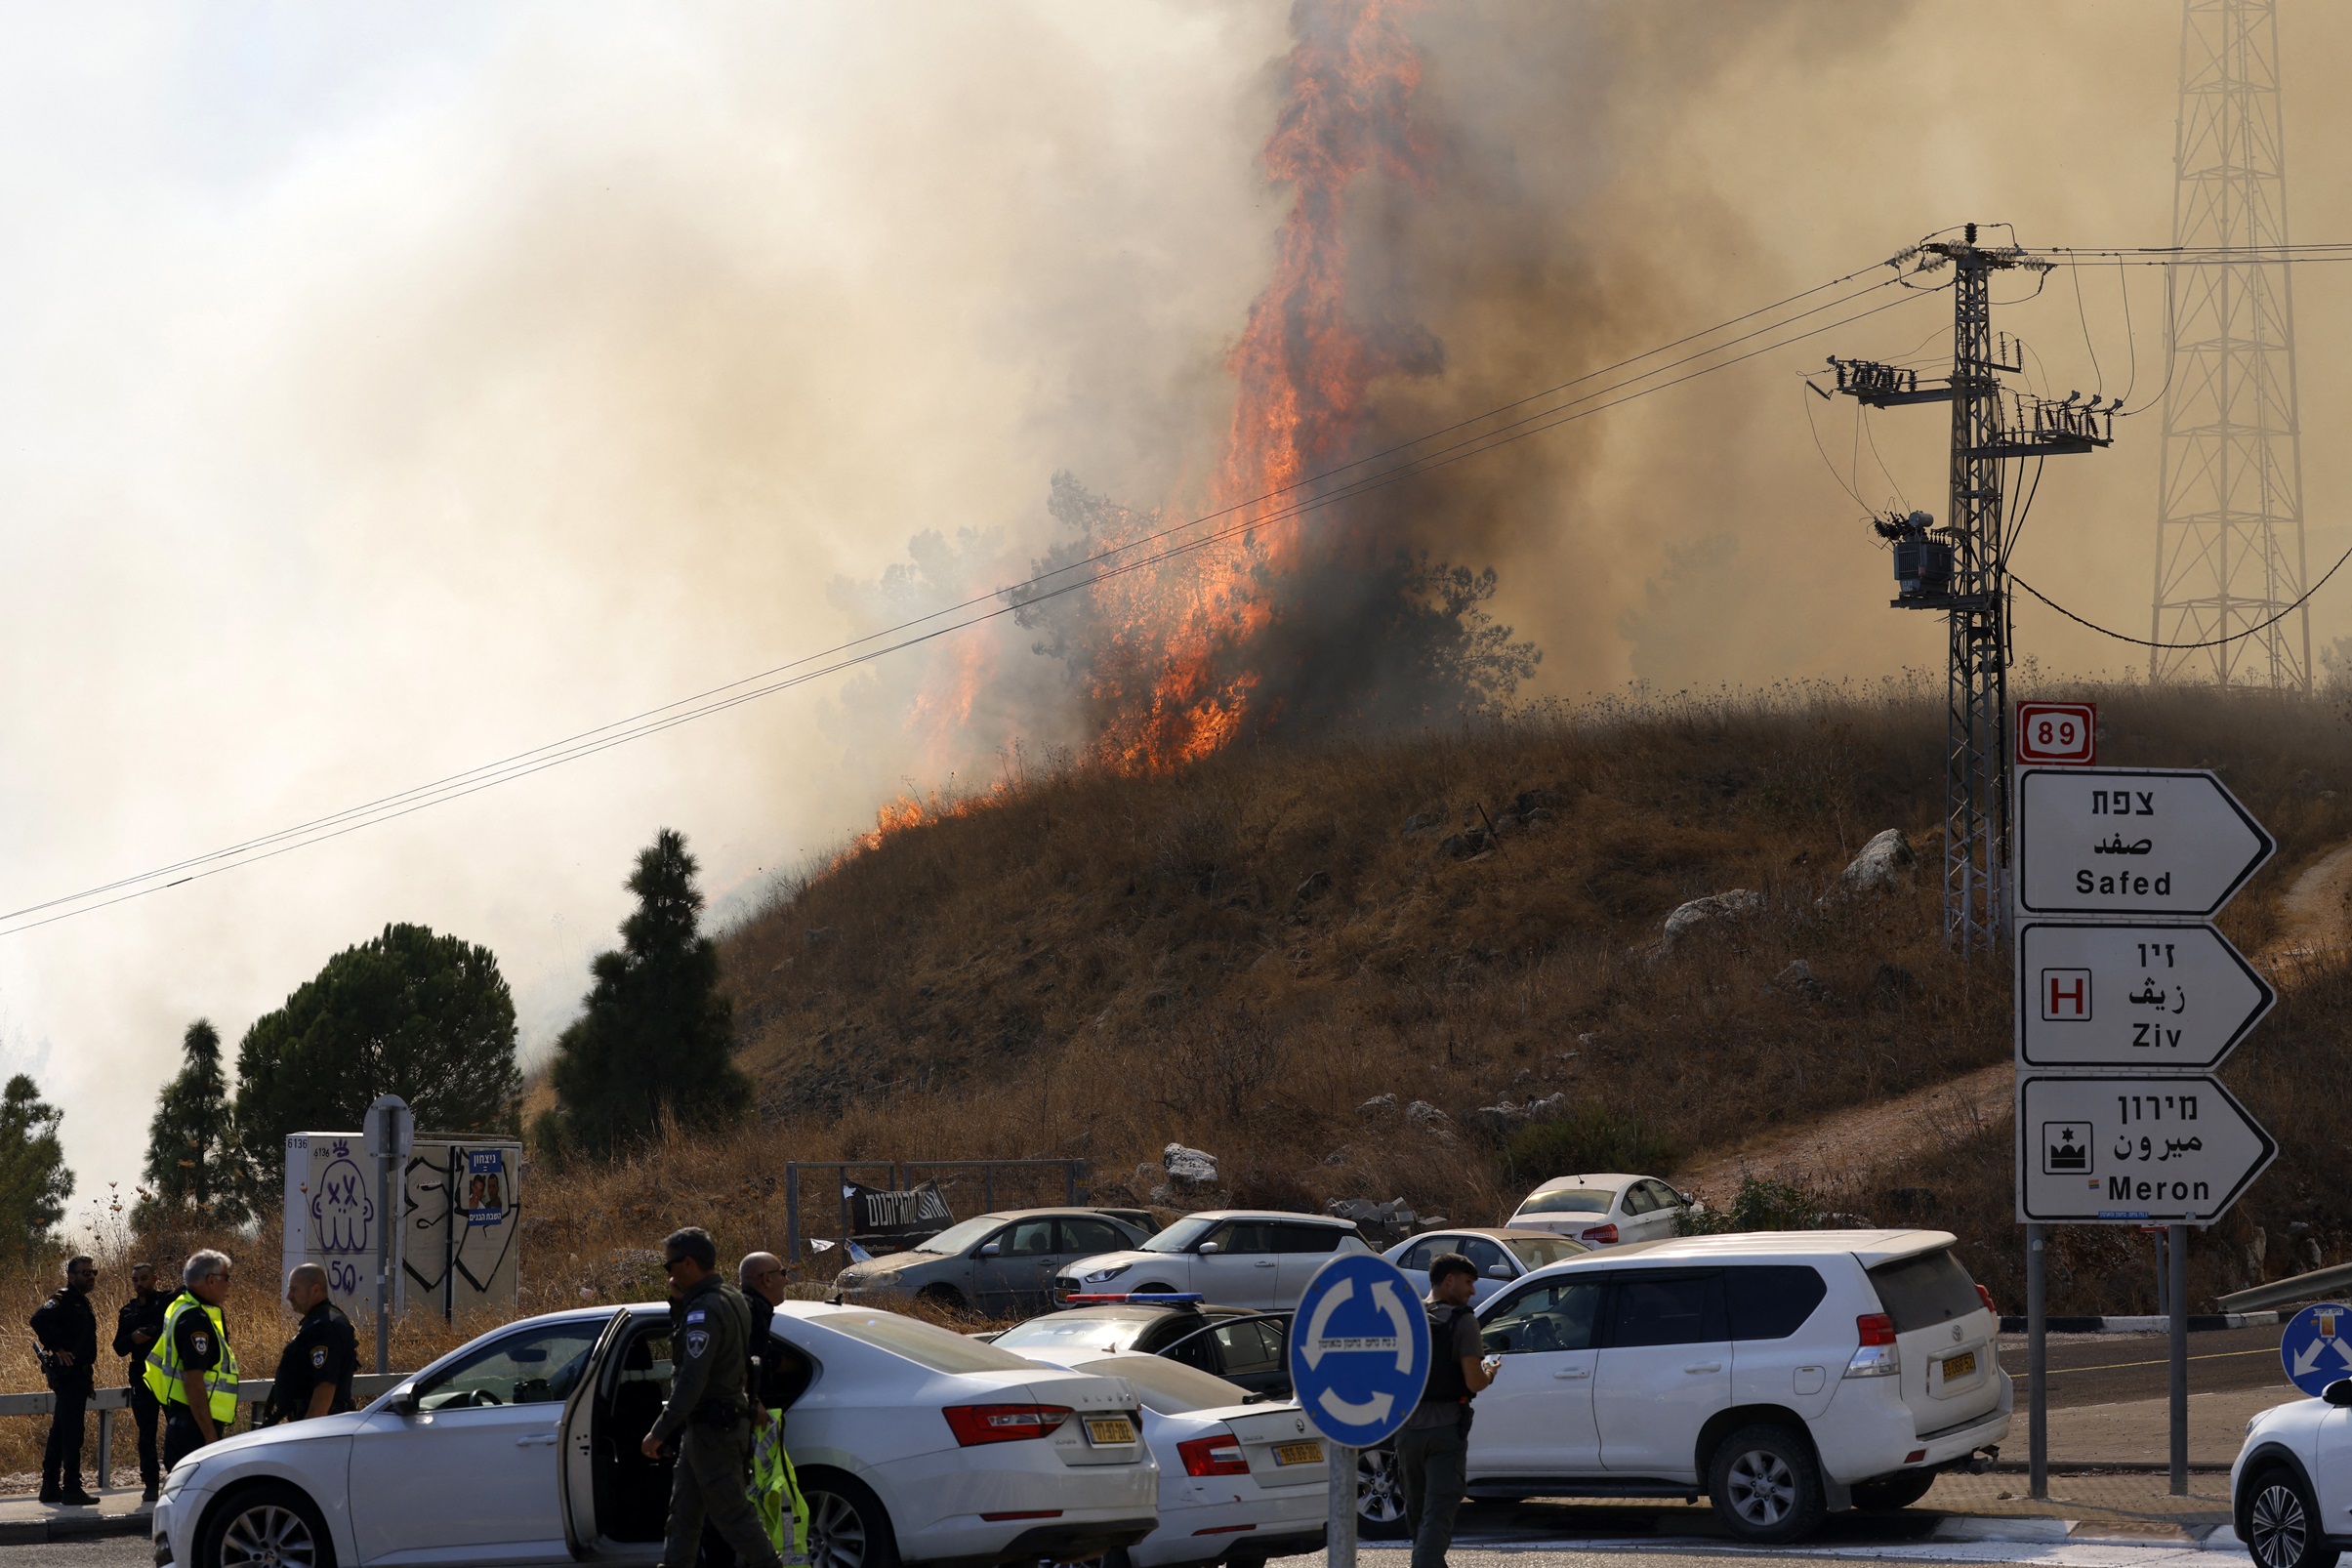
xmin=801 ymin=1469 xmax=901 ymax=1568
xmin=1134 ymin=1283 xmax=1176 ymax=1296
xmin=195 ymin=1481 xmax=336 ymax=1568
xmin=2245 ymin=1466 xmax=2340 ymax=1568
xmin=1708 ymin=1424 xmax=1826 ymax=1545
xmin=1850 ymin=1469 xmax=1939 ymax=1511
xmin=1357 ymin=1445 xmax=1409 ymax=1541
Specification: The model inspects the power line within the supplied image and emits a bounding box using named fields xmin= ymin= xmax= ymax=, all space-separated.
xmin=0 ymin=266 xmax=1936 ymax=937
xmin=2015 ymin=538 xmax=2352 ymax=651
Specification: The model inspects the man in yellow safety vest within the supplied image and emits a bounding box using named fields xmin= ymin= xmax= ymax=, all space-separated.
xmin=144 ymin=1250 xmax=239 ymax=1470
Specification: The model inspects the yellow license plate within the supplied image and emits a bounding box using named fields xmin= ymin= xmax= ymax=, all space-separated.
xmin=1942 ymin=1350 xmax=1977 ymax=1382
xmin=1275 ymin=1442 xmax=1324 ymax=1466
xmin=1085 ymin=1418 xmax=1136 ymax=1445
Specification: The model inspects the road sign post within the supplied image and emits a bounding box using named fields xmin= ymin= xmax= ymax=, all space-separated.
xmin=2012 ymin=762 xmax=2277 ymax=1498
xmin=1289 ymin=1254 xmax=1431 ymax=1568
xmin=2016 ymin=701 xmax=2097 ymax=765
xmin=363 ymin=1094 xmax=413 ymax=1375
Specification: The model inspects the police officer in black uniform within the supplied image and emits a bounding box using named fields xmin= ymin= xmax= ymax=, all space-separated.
xmin=264 ymin=1263 xmax=358 ymax=1424
xmin=644 ymin=1228 xmax=782 ymax=1568
xmin=112 ymin=1262 xmax=170 ymax=1501
xmin=1395 ymin=1253 xmax=1496 ymax=1568
xmin=29 ymin=1255 xmax=100 ymax=1506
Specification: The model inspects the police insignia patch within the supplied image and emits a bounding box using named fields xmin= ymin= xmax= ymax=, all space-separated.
xmin=686 ymin=1309 xmax=707 ymax=1323
xmin=192 ymin=1333 xmax=210 ymax=1354
xmin=311 ymin=1346 xmax=328 ymax=1369
xmin=684 ymin=1329 xmax=710 ymax=1360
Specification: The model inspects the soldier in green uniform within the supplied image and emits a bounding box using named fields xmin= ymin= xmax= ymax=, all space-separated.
xmin=641 ymin=1227 xmax=783 ymax=1568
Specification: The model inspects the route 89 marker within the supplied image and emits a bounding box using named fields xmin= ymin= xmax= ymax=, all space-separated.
xmin=1287 ymin=1253 xmax=1432 ymax=1448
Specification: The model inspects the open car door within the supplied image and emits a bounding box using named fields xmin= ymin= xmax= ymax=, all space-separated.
xmin=561 ymin=1306 xmax=669 ymax=1561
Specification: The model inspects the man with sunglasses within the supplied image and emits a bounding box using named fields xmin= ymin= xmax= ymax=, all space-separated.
xmin=640 ymin=1228 xmax=782 ymax=1568
xmin=29 ymin=1255 xmax=101 ymax=1506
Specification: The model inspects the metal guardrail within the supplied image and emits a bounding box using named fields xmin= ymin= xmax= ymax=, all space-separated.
xmin=2216 ymin=1259 xmax=2352 ymax=1314
xmin=0 ymin=1373 xmax=407 ymax=1488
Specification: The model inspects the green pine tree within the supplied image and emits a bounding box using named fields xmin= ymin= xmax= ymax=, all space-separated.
xmin=136 ymin=1019 xmax=245 ymax=1228
xmin=544 ymin=828 xmax=750 ymax=1159
xmin=232 ymin=923 xmax=521 ymax=1199
xmin=0 ymin=1074 xmax=73 ymax=1259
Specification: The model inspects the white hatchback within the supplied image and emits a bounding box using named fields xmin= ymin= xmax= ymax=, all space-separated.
xmin=1505 ymin=1173 xmax=1690 ymax=1247
xmin=1016 ymin=1350 xmax=1329 ymax=1568
xmin=1365 ymin=1229 xmax=2010 ymax=1545
xmin=152 ymin=1300 xmax=1156 ymax=1568
xmin=1057 ymin=1212 xmax=1373 ymax=1310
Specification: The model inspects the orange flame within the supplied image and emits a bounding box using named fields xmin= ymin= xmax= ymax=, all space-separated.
xmin=1087 ymin=0 xmax=1430 ymax=769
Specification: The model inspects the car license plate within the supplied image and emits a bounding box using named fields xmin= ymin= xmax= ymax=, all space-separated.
xmin=1275 ymin=1442 xmax=1323 ymax=1466
xmin=1085 ymin=1417 xmax=1136 ymax=1445
xmin=1941 ymin=1350 xmax=1977 ymax=1382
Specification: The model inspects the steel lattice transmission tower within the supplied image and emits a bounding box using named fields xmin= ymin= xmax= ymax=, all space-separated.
xmin=2149 ymin=0 xmax=2311 ymax=689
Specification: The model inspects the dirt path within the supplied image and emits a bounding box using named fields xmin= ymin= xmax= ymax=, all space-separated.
xmin=1671 ymin=1059 xmax=2011 ymax=1207
xmin=2258 ymin=839 xmax=2352 ymax=967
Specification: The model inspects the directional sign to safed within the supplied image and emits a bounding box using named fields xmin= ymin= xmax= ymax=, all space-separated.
xmin=1288 ymin=1253 xmax=1431 ymax=1449
xmin=2016 ymin=767 xmax=2275 ymax=917
xmin=2016 ymin=922 xmax=2275 ymax=1069
xmin=2015 ymin=1074 xmax=2277 ymax=1223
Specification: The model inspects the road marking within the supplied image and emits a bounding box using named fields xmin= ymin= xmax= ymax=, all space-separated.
xmin=2007 ymin=1345 xmax=2279 ymax=1382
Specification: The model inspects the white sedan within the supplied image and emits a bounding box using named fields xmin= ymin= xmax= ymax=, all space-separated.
xmin=1382 ymin=1228 xmax=1589 ymax=1305
xmin=1014 ymin=1349 xmax=1327 ymax=1568
xmin=1057 ymin=1212 xmax=1373 ymax=1310
xmin=153 ymin=1300 xmax=1156 ymax=1568
xmin=1503 ymin=1173 xmax=1690 ymax=1247
xmin=2232 ymin=1383 xmax=2351 ymax=1568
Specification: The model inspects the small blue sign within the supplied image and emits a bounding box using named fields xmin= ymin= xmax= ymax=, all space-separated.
xmin=1288 ymin=1253 xmax=1432 ymax=1448
xmin=2281 ymin=1302 xmax=2352 ymax=1397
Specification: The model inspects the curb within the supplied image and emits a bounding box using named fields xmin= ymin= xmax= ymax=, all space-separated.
xmin=0 ymin=1509 xmax=150 ymax=1545
xmin=2000 ymin=1312 xmax=2280 ymax=1335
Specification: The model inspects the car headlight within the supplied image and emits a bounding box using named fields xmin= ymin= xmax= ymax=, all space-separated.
xmin=160 ymin=1459 xmax=201 ymax=1499
xmin=1085 ymin=1264 xmax=1133 ymax=1284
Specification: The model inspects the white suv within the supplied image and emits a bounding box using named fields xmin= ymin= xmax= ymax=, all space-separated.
xmin=1405 ymin=1229 xmax=2009 ymax=1544
xmin=2231 ymin=1382 xmax=2351 ymax=1568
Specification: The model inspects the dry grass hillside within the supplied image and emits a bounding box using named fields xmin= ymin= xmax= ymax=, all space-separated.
xmin=703 ymin=679 xmax=2352 ymax=1312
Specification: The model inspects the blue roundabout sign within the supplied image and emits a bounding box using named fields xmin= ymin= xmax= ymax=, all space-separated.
xmin=1287 ymin=1253 xmax=1432 ymax=1448
xmin=2281 ymin=1301 xmax=2352 ymax=1398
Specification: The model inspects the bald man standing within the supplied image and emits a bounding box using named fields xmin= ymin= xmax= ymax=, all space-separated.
xmin=263 ymin=1265 xmax=357 ymax=1425
xmin=738 ymin=1253 xmax=789 ymax=1420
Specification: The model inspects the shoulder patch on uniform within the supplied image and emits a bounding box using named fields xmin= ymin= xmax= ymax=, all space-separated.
xmin=310 ymin=1345 xmax=328 ymax=1369
xmin=191 ymin=1332 xmax=210 ymax=1355
xmin=686 ymin=1309 xmax=707 ymax=1322
xmin=684 ymin=1329 xmax=710 ymax=1360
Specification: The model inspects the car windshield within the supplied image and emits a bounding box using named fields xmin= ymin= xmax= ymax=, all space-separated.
xmin=1073 ymin=1354 xmax=1253 ymax=1414
xmin=1141 ymin=1217 xmax=1219 ymax=1254
xmin=913 ymin=1217 xmax=1010 ymax=1256
xmin=1516 ymin=1188 xmax=1616 ymax=1216
xmin=994 ymin=1313 xmax=1159 ymax=1354
xmin=1502 ymin=1235 xmax=1589 ymax=1268
xmin=812 ymin=1310 xmax=1039 ymax=1374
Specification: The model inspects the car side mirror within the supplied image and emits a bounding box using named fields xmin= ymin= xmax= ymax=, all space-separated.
xmin=1486 ymin=1264 xmax=1512 ymax=1279
xmin=2326 ymin=1380 xmax=2352 ymax=1408
xmin=1198 ymin=1242 xmax=1221 ymax=1256
xmin=389 ymin=1383 xmax=419 ymax=1416
xmin=978 ymin=1243 xmax=1001 ymax=1259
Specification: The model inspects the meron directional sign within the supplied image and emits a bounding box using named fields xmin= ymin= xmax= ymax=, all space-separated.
xmin=2015 ymin=1074 xmax=2276 ymax=1224
xmin=1288 ymin=1253 xmax=1431 ymax=1448
xmin=2016 ymin=767 xmax=2275 ymax=918
xmin=2280 ymin=1303 xmax=2352 ymax=1398
xmin=2015 ymin=922 xmax=2275 ymax=1070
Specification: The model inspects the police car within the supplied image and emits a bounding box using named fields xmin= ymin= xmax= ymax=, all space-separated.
xmin=153 ymin=1300 xmax=1155 ymax=1568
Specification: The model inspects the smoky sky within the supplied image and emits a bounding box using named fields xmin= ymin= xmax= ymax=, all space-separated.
xmin=3 ymin=2 xmax=2350 ymax=1217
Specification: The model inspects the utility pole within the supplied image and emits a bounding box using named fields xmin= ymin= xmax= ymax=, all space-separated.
xmin=2149 ymin=0 xmax=2310 ymax=689
xmin=1830 ymin=225 xmax=2114 ymax=953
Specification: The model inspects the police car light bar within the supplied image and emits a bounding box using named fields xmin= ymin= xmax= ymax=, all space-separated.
xmin=1061 ymin=1292 xmax=1206 ymax=1305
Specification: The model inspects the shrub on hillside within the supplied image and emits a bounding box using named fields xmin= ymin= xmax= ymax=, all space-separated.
xmin=1675 ymin=1175 xmax=1830 ymax=1235
xmin=1502 ymin=1106 xmax=1676 ymax=1186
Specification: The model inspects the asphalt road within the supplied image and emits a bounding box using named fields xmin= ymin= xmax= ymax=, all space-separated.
xmin=1998 ymin=1326 xmax=2295 ymax=1407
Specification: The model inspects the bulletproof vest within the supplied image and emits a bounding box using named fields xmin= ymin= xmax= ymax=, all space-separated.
xmin=1422 ymin=1301 xmax=1474 ymax=1404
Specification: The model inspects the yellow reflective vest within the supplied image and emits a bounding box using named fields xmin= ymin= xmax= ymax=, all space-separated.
xmin=144 ymin=1293 xmax=239 ymax=1424
xmin=751 ymin=1412 xmax=809 ymax=1559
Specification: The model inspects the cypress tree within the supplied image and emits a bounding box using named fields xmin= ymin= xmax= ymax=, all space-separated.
xmin=0 ymin=1074 xmax=72 ymax=1258
xmin=137 ymin=1018 xmax=244 ymax=1226
xmin=545 ymin=828 xmax=750 ymax=1158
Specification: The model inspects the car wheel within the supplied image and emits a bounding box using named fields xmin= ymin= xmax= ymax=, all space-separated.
xmin=1134 ymin=1283 xmax=1176 ymax=1296
xmin=1850 ymin=1469 xmax=1939 ymax=1511
xmin=1357 ymin=1445 xmax=1409 ymax=1541
xmin=802 ymin=1471 xmax=901 ymax=1568
xmin=196 ymin=1482 xmax=335 ymax=1568
xmin=1708 ymin=1424 xmax=1826 ymax=1545
xmin=2246 ymin=1467 xmax=2340 ymax=1568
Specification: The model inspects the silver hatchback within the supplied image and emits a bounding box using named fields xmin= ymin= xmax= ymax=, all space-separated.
xmin=831 ymin=1208 xmax=1152 ymax=1314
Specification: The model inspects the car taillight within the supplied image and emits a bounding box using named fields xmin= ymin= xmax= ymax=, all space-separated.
xmin=1845 ymin=1312 xmax=1901 ymax=1379
xmin=942 ymin=1404 xmax=1072 ymax=1446
xmin=1178 ymin=1434 xmax=1250 ymax=1476
xmin=1580 ymin=1223 xmax=1619 ymax=1245
xmin=1856 ymin=1313 xmax=1897 ymax=1346
xmin=1975 ymin=1284 xmax=1998 ymax=1315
